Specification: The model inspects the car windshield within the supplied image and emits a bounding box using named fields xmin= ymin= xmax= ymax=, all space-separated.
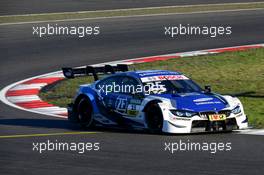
xmin=143 ymin=79 xmax=202 ymax=95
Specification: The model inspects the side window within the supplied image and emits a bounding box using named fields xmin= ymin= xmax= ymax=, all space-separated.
xmin=119 ymin=76 xmax=140 ymax=94
xmin=96 ymin=76 xmax=121 ymax=93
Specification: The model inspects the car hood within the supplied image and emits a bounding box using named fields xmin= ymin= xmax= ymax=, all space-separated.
xmin=153 ymin=92 xmax=229 ymax=112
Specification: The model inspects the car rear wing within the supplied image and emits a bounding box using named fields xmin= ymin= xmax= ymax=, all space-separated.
xmin=62 ymin=64 xmax=129 ymax=81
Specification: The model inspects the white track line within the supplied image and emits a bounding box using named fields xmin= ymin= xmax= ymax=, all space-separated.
xmin=2 ymin=2 xmax=264 ymax=17
xmin=235 ymin=129 xmax=264 ymax=135
xmin=1 ymin=8 xmax=264 ymax=26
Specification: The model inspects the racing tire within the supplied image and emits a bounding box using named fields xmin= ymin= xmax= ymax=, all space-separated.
xmin=77 ymin=97 xmax=94 ymax=128
xmin=145 ymin=103 xmax=163 ymax=134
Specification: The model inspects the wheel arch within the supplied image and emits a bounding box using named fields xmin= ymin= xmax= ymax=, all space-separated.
xmin=143 ymin=99 xmax=163 ymax=133
xmin=143 ymin=99 xmax=162 ymax=112
xmin=73 ymin=93 xmax=96 ymax=112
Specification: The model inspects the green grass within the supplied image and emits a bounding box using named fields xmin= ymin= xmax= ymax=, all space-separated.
xmin=40 ymin=48 xmax=264 ymax=128
xmin=1 ymin=2 xmax=264 ymax=24
xmin=41 ymin=76 xmax=94 ymax=107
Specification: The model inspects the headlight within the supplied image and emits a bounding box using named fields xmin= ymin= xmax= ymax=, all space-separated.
xmin=232 ymin=106 xmax=241 ymax=114
xmin=170 ymin=110 xmax=197 ymax=117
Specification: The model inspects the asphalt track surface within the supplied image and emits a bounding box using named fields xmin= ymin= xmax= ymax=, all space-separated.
xmin=1 ymin=0 xmax=264 ymax=15
xmin=0 ymin=9 xmax=264 ymax=175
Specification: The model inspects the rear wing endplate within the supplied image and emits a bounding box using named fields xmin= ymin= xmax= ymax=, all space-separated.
xmin=62 ymin=64 xmax=128 ymax=81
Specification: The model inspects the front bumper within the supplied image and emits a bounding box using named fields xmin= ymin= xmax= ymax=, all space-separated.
xmin=191 ymin=118 xmax=238 ymax=132
xmin=162 ymin=112 xmax=248 ymax=133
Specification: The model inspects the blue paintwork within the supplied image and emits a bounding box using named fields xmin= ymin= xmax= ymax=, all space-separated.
xmin=153 ymin=93 xmax=228 ymax=112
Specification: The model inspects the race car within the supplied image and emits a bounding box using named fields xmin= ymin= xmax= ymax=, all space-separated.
xmin=62 ymin=64 xmax=248 ymax=133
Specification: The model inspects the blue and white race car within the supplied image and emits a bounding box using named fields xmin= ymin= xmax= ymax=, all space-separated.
xmin=62 ymin=65 xmax=248 ymax=133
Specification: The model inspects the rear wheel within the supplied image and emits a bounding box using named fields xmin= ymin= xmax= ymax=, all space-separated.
xmin=145 ymin=103 xmax=163 ymax=133
xmin=77 ymin=98 xmax=93 ymax=128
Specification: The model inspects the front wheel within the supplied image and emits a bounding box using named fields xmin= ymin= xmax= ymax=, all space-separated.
xmin=77 ymin=98 xmax=93 ymax=128
xmin=145 ymin=103 xmax=163 ymax=133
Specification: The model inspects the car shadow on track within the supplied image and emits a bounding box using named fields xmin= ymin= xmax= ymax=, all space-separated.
xmin=0 ymin=118 xmax=233 ymax=136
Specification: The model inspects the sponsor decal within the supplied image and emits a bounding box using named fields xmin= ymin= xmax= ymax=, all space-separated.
xmin=193 ymin=98 xmax=213 ymax=102
xmin=171 ymin=117 xmax=191 ymax=121
xmin=127 ymin=104 xmax=139 ymax=116
xmin=195 ymin=101 xmax=222 ymax=105
xmin=141 ymin=75 xmax=189 ymax=83
xmin=138 ymin=71 xmax=179 ymax=76
xmin=127 ymin=110 xmax=138 ymax=116
xmin=115 ymin=96 xmax=127 ymax=112
xmin=208 ymin=114 xmax=226 ymax=121
xmin=130 ymin=99 xmax=142 ymax=105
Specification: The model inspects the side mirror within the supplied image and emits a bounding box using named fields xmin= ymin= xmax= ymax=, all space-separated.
xmin=204 ymin=85 xmax=211 ymax=93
